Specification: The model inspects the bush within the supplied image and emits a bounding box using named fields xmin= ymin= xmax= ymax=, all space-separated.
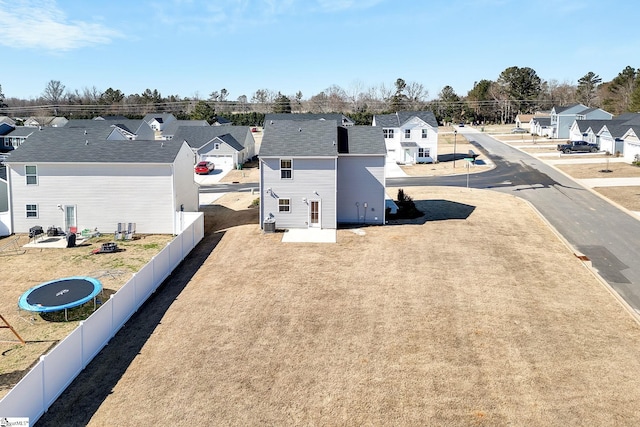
xmin=390 ymin=189 xmax=423 ymax=219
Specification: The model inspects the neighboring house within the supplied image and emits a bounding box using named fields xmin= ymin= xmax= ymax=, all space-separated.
xmin=0 ymin=127 xmax=37 ymax=151
xmin=174 ymin=126 xmax=256 ymax=169
xmin=159 ymin=120 xmax=209 ymax=140
xmin=597 ymin=123 xmax=629 ymax=155
xmin=0 ymin=116 xmax=16 ymax=127
xmin=212 ymin=116 xmax=232 ymax=126
xmin=569 ymin=120 xmax=611 ymax=144
xmin=23 ymin=116 xmax=69 ymax=128
xmin=4 ymin=128 xmax=199 ymax=236
xmin=143 ymin=113 xmax=177 ymax=132
xmin=265 ymin=113 xmax=355 ymax=127
xmin=259 ymin=120 xmax=386 ymax=230
xmin=515 ymin=114 xmax=535 ymax=130
xmin=622 ymin=126 xmax=640 ymax=163
xmin=372 ymin=111 xmax=438 ymax=165
xmin=530 ymin=117 xmax=551 ymax=137
xmin=65 ymin=119 xmax=156 ymax=140
xmin=549 ymin=104 xmax=613 ymax=139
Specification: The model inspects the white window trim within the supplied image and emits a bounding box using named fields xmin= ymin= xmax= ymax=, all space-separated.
xmin=278 ymin=198 xmax=291 ymax=213
xmin=422 ymin=129 xmax=428 ymax=139
xmin=280 ymin=159 xmax=293 ymax=179
xmin=404 ymin=129 xmax=411 ymax=139
xmin=25 ymin=165 xmax=38 ymax=185
xmin=26 ymin=204 xmax=38 ymax=218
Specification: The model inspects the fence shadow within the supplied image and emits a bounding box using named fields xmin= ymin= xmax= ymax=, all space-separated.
xmin=36 ymin=226 xmax=226 ymax=426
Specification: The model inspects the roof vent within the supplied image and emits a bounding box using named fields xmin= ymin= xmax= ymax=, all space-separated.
xmin=299 ymin=127 xmax=302 ymax=132
xmin=161 ymin=142 xmax=164 ymax=147
xmin=85 ymin=140 xmax=88 ymax=145
xmin=84 ymin=130 xmax=87 ymax=135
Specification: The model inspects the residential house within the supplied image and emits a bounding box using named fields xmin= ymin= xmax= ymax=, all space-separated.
xmin=158 ymin=120 xmax=209 ymax=141
xmin=372 ymin=111 xmax=438 ymax=165
xmin=23 ymin=116 xmax=69 ymax=128
xmin=259 ymin=120 xmax=386 ymax=230
xmin=549 ymin=104 xmax=612 ymax=139
xmin=515 ymin=114 xmax=535 ymax=130
xmin=174 ymin=126 xmax=256 ymax=169
xmin=0 ymin=116 xmax=16 ymax=127
xmin=530 ymin=117 xmax=552 ymax=137
xmin=65 ymin=119 xmax=156 ymax=140
xmin=3 ymin=127 xmax=198 ymax=236
xmin=569 ymin=120 xmax=612 ymax=144
xmin=622 ymin=126 xmax=640 ymax=163
xmin=143 ymin=113 xmax=177 ymax=134
xmin=265 ymin=113 xmax=355 ymax=127
xmin=0 ymin=127 xmax=37 ymax=151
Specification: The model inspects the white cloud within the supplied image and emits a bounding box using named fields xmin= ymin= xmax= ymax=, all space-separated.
xmin=0 ymin=0 xmax=122 ymax=51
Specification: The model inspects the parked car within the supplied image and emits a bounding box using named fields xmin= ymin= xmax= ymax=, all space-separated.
xmin=556 ymin=140 xmax=599 ymax=154
xmin=194 ymin=161 xmax=215 ymax=175
xmin=511 ymin=127 xmax=528 ymax=134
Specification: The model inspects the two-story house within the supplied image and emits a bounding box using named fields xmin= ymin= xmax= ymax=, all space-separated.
xmin=259 ymin=120 xmax=385 ymax=230
xmin=173 ymin=125 xmax=256 ymax=169
xmin=372 ymin=111 xmax=438 ymax=165
xmin=550 ymin=104 xmax=613 ymax=139
xmin=3 ymin=127 xmax=198 ymax=236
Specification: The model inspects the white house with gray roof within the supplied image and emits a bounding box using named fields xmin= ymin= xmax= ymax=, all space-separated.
xmin=372 ymin=111 xmax=438 ymax=165
xmin=550 ymin=104 xmax=613 ymax=139
xmin=173 ymin=126 xmax=256 ymax=168
xmin=4 ymin=127 xmax=198 ymax=236
xmin=259 ymin=120 xmax=385 ymax=230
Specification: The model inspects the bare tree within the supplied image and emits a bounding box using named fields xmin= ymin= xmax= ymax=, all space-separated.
xmin=405 ymin=81 xmax=428 ymax=109
xmin=41 ymin=80 xmax=66 ymax=104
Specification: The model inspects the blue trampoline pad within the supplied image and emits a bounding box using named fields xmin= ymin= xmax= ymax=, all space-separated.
xmin=18 ymin=276 xmax=102 ymax=313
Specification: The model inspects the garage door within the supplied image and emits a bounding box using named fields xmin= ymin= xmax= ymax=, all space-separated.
xmin=202 ymin=155 xmax=233 ymax=168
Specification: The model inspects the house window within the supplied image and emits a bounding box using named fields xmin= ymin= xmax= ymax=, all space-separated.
xmin=25 ymin=165 xmax=38 ymax=185
xmin=280 ymin=159 xmax=292 ymax=179
xmin=422 ymin=129 xmax=428 ymax=139
xmin=26 ymin=204 xmax=38 ymax=218
xmin=404 ymin=129 xmax=411 ymax=138
xmin=214 ymin=143 xmax=220 ymax=150
xmin=383 ymin=129 xmax=394 ymax=139
xmin=278 ymin=198 xmax=290 ymax=212
xmin=418 ymin=148 xmax=430 ymax=158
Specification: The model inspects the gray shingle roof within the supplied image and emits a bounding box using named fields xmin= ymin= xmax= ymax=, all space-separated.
xmin=261 ymin=120 xmax=338 ymax=157
xmin=338 ymin=126 xmax=385 ymax=155
xmin=576 ymin=119 xmax=612 ymax=133
xmin=174 ymin=126 xmax=251 ymax=150
xmin=261 ymin=120 xmax=384 ymax=157
xmin=161 ymin=120 xmax=209 ymax=137
xmin=265 ymin=113 xmax=354 ymax=126
xmin=373 ymin=111 xmax=438 ymax=128
xmin=5 ymin=127 xmax=184 ymax=164
xmin=5 ymin=127 xmax=37 ymax=137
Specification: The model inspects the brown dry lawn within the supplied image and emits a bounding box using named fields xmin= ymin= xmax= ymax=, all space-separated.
xmin=35 ymin=189 xmax=640 ymax=426
xmin=0 ymin=234 xmax=173 ymax=397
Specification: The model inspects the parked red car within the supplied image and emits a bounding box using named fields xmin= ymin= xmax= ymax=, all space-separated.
xmin=194 ymin=161 xmax=215 ymax=175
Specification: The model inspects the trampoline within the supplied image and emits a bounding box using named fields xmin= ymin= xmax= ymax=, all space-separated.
xmin=18 ymin=276 xmax=102 ymax=321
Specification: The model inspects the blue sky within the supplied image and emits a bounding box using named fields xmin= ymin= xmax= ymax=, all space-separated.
xmin=1 ymin=0 xmax=639 ymax=101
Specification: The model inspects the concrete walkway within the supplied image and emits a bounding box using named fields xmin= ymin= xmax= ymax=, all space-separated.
xmin=281 ymin=228 xmax=337 ymax=243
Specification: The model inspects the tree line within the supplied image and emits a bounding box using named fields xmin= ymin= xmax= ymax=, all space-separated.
xmin=1 ymin=65 xmax=639 ymax=126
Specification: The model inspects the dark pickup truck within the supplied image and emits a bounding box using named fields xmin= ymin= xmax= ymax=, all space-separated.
xmin=557 ymin=140 xmax=599 ymax=154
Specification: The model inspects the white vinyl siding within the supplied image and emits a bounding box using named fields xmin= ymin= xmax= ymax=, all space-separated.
xmin=9 ymin=160 xmax=194 ymax=234
xmin=261 ymin=157 xmax=337 ymax=229
xmin=336 ymin=156 xmax=385 ymax=225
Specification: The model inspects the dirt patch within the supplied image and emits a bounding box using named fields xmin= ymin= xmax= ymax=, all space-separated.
xmin=35 ymin=189 xmax=640 ymax=426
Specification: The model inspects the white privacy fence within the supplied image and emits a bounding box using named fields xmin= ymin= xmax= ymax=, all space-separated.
xmin=0 ymin=211 xmax=204 ymax=422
